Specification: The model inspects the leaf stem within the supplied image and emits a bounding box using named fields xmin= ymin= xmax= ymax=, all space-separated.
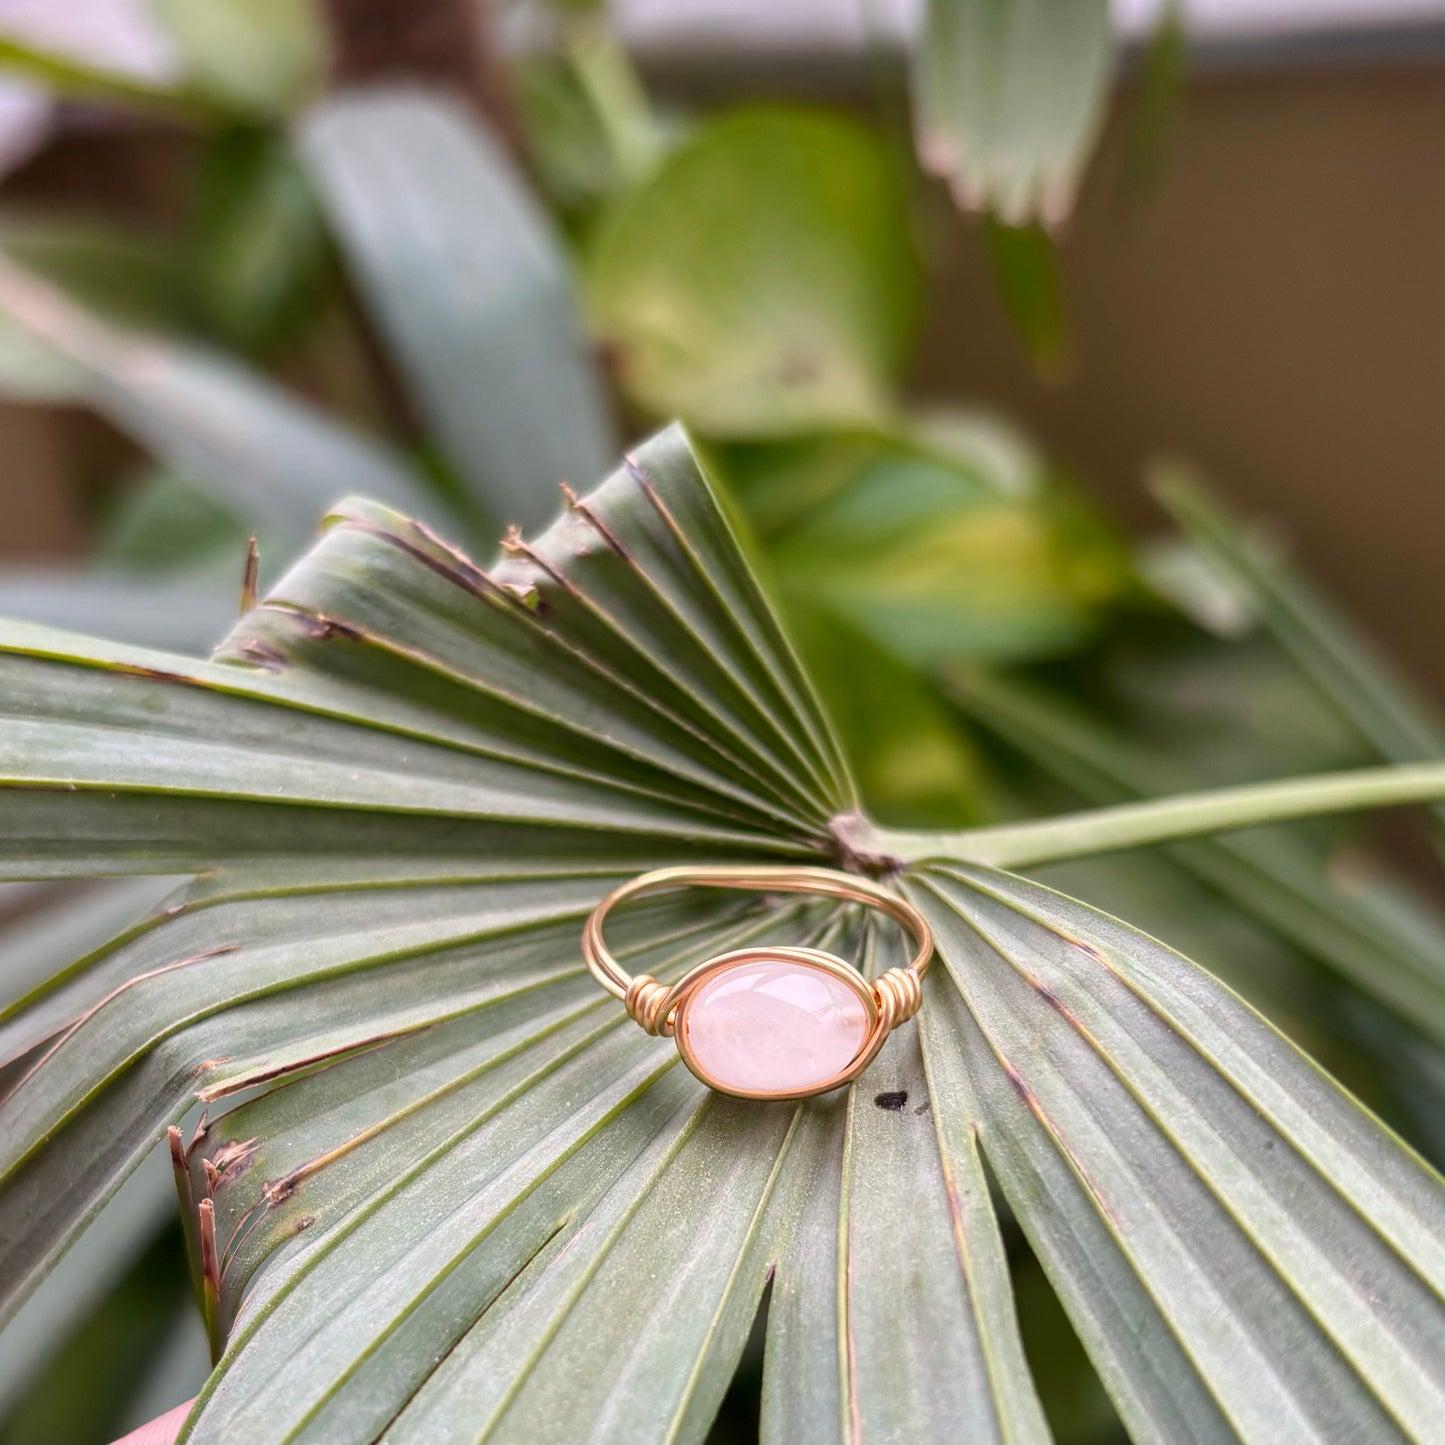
xmin=564 ymin=18 xmax=661 ymax=185
xmin=863 ymin=762 xmax=1445 ymax=869
xmin=0 ymin=39 xmax=222 ymax=124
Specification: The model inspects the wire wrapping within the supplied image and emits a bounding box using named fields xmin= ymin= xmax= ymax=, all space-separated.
xmin=873 ymin=964 xmax=924 ymax=1026
xmin=624 ymin=973 xmax=676 ymax=1035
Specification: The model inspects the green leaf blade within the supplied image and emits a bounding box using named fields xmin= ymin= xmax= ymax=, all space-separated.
xmin=298 ymin=89 xmax=616 ymax=533
xmin=150 ymin=0 xmax=325 ymax=117
xmin=1155 ymin=472 xmax=1445 ymax=779
xmin=913 ymin=864 xmax=1445 ymax=1445
xmin=941 ymin=666 xmax=1445 ymax=1040
xmin=585 ymin=107 xmax=922 ymax=435
xmin=3 ymin=420 xmax=1438 ymax=1445
xmin=914 ymin=0 xmax=1114 ymax=226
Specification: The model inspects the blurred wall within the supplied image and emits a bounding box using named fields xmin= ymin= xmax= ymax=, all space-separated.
xmin=0 ymin=123 xmax=186 ymax=563
xmin=915 ymin=63 xmax=1444 ymax=700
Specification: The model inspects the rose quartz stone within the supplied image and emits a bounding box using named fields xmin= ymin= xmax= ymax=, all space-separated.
xmin=681 ymin=959 xmax=870 ymax=1094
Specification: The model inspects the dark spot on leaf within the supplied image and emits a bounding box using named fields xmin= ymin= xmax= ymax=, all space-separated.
xmin=1032 ymin=979 xmax=1085 ymax=1028
xmin=778 ymin=351 xmax=820 ymax=385
xmin=232 ymin=640 xmax=288 ymax=673
xmin=113 ymin=663 xmax=195 ymax=686
xmin=209 ymin=1137 xmax=258 ymax=1181
xmin=874 ymin=1090 xmax=908 ymax=1111
xmin=829 ymin=812 xmax=904 ymax=877
xmin=294 ymin=1215 xmax=317 ymax=1234
xmin=1002 ymin=1060 xmax=1033 ymax=1100
xmin=1068 ymin=937 xmax=1109 ymax=967
xmin=265 ymin=1174 xmax=299 ymax=1206
xmin=303 ymin=613 xmax=363 ymax=643
xmin=913 ymin=1100 xmax=931 ymax=1116
xmin=592 ymin=337 xmax=626 ymax=380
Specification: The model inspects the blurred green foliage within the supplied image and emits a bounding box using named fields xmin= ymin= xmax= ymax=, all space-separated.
xmin=0 ymin=1223 xmax=194 ymax=1445
xmin=584 ymin=107 xmax=921 ymax=435
xmin=0 ymin=2 xmax=1438 ymax=1440
xmin=150 ymin=0 xmax=325 ymax=117
xmin=183 ymin=125 xmax=331 ymax=356
xmin=736 ymin=429 xmax=1129 ymax=667
xmin=982 ymin=218 xmax=1069 ymax=374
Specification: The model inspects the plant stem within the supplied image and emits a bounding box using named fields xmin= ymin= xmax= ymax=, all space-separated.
xmin=0 ymin=39 xmax=221 ymax=124
xmin=860 ymin=762 xmax=1445 ymax=869
xmin=566 ymin=18 xmax=661 ymax=185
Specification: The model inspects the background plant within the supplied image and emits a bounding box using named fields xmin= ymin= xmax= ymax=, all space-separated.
xmin=0 ymin=3 xmax=1439 ymax=1443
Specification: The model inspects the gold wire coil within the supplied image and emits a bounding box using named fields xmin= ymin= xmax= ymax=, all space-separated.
xmin=582 ymin=864 xmax=934 ymax=1100
xmin=623 ymin=974 xmax=676 ymax=1036
xmin=873 ymin=965 xmax=924 ymax=1027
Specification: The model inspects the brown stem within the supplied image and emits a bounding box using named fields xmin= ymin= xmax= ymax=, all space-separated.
xmin=318 ymin=0 xmax=516 ymax=141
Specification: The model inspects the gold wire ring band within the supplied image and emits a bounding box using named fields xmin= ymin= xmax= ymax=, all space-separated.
xmin=582 ymin=864 xmax=934 ymax=1100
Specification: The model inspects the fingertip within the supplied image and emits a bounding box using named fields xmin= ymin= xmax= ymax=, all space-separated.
xmin=109 ymin=1397 xmax=196 ymax=1445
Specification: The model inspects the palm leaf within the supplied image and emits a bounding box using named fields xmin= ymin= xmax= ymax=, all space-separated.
xmin=1155 ymin=471 xmax=1445 ymax=846
xmin=0 ymin=879 xmax=203 ymax=1432
xmin=945 ymin=666 xmax=1445 ymax=1040
xmin=0 ymin=1139 xmax=179 ymax=1422
xmin=913 ymin=0 xmax=1114 ymax=226
xmin=1 ymin=426 xmax=1441 ymax=1443
xmin=298 ymin=90 xmax=615 ymax=533
xmin=913 ymin=863 xmax=1445 ymax=1444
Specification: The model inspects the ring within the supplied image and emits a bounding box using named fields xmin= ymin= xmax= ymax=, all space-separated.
xmin=582 ymin=865 xmax=933 ymax=1100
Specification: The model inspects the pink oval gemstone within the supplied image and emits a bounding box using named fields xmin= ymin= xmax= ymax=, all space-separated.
xmin=680 ymin=959 xmax=870 ymax=1095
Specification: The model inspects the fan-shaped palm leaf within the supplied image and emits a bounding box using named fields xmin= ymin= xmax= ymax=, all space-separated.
xmin=1 ymin=426 xmax=1442 ymax=1444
